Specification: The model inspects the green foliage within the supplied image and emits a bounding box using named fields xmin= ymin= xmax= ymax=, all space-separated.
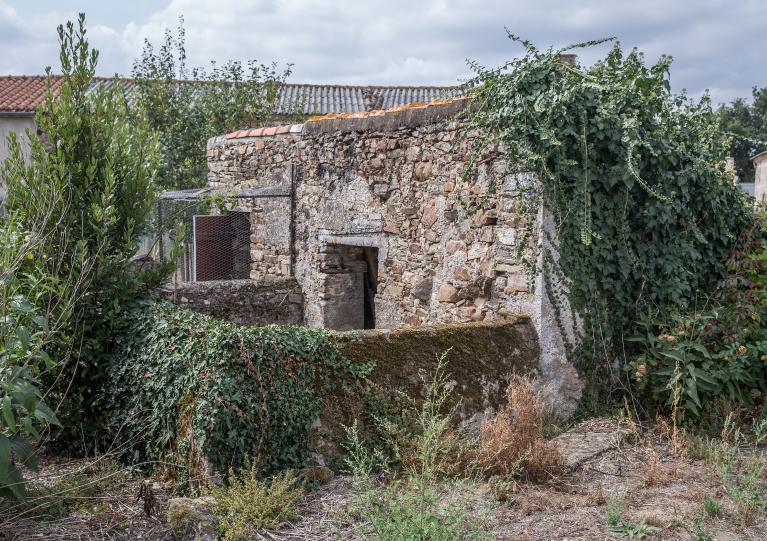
xmin=1 ymin=14 xmax=161 ymax=448
xmin=0 ymin=215 xmax=63 ymax=499
xmin=609 ymin=520 xmax=660 ymax=540
xmin=718 ymin=86 xmax=767 ymax=182
xmin=702 ymin=496 xmax=721 ymax=518
xmin=131 ymin=17 xmax=294 ymax=190
xmin=629 ymin=210 xmax=767 ymax=418
xmin=604 ymin=493 xmax=658 ymax=539
xmin=342 ymin=354 xmax=490 ymax=541
xmin=213 ymin=465 xmax=303 ymax=540
xmin=705 ymin=415 xmax=767 ymax=523
xmin=105 ymin=298 xmax=368 ymax=482
xmin=604 ymin=492 xmax=626 ymax=527
xmin=463 ymin=36 xmax=753 ymax=403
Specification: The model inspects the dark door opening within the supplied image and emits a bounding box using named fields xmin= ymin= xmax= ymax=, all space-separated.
xmin=321 ymin=244 xmax=378 ymax=331
xmin=362 ymin=247 xmax=378 ymax=329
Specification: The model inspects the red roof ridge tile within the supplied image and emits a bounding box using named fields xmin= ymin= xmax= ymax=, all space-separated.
xmin=221 ymin=96 xmax=468 ymax=141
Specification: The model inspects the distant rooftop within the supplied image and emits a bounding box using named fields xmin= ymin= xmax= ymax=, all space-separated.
xmin=0 ymin=74 xmax=460 ymax=116
xmin=0 ymin=75 xmax=65 ymax=114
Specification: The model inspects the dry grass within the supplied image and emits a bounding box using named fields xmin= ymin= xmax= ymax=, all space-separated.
xmin=638 ymin=445 xmax=679 ymax=488
xmin=475 ymin=375 xmax=565 ymax=482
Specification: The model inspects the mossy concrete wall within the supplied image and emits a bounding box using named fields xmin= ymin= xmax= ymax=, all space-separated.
xmin=335 ymin=316 xmax=539 ymax=418
xmin=311 ymin=316 xmax=539 ymax=461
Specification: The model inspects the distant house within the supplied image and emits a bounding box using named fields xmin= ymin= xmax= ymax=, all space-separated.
xmin=754 ymin=150 xmax=767 ymax=203
xmin=0 ymin=76 xmax=66 ymax=163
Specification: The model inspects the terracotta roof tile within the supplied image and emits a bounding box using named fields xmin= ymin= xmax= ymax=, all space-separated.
xmin=221 ymin=96 xmax=468 ymax=140
xmin=0 ymin=76 xmax=65 ymax=113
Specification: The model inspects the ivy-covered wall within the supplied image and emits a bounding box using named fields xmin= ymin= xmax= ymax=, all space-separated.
xmin=105 ymin=300 xmax=541 ymax=483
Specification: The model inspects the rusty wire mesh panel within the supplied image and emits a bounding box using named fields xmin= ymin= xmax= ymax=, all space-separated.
xmin=193 ymin=212 xmax=251 ymax=281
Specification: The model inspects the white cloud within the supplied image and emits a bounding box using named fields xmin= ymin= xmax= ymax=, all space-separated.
xmin=0 ymin=0 xmax=765 ymax=103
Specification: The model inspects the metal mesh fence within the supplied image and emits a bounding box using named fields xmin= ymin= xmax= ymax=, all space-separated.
xmin=154 ymin=191 xmax=252 ymax=282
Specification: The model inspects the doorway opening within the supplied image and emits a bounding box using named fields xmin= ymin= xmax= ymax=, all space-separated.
xmin=321 ymin=244 xmax=378 ymax=330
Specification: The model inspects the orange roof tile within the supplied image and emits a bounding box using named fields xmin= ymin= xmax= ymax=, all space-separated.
xmin=0 ymin=75 xmax=65 ymax=114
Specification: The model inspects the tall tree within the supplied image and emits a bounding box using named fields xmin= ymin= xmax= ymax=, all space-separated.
xmin=131 ymin=17 xmax=293 ymax=190
xmin=719 ymin=86 xmax=767 ymax=182
xmin=2 ymin=13 xmax=160 ymax=453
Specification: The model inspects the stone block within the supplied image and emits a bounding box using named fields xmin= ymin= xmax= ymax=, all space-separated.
xmin=412 ymin=277 xmax=433 ymax=302
xmin=167 ymin=497 xmax=218 ymax=541
xmin=413 ymin=161 xmax=433 ymax=181
xmin=445 ymin=240 xmax=466 ymax=255
xmin=436 ymin=282 xmax=460 ymax=303
xmin=421 ymin=206 xmax=438 ymax=227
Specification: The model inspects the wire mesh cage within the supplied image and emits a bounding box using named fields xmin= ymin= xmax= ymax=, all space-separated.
xmin=155 ymin=189 xmax=252 ymax=282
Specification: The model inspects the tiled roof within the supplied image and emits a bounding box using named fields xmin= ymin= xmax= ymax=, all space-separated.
xmin=1 ymin=75 xmax=459 ymax=117
xmin=86 ymin=78 xmax=460 ymax=115
xmin=274 ymin=84 xmax=460 ymax=114
xmin=0 ymin=75 xmax=65 ymax=114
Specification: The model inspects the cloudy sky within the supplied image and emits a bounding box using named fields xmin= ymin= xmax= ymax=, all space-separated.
xmin=0 ymin=0 xmax=764 ymax=105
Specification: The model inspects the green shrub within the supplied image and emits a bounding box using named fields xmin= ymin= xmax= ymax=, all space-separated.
xmin=212 ymin=465 xmax=303 ymax=540
xmin=702 ymin=497 xmax=721 ymax=518
xmin=464 ymin=37 xmax=753 ymax=405
xmin=1 ymin=13 xmax=162 ymax=452
xmin=342 ymin=354 xmax=490 ymax=541
xmin=604 ymin=492 xmax=626 ymax=527
xmin=105 ymin=298 xmax=368 ymax=484
xmin=706 ymin=415 xmax=767 ymax=523
xmin=630 ymin=210 xmax=767 ymax=419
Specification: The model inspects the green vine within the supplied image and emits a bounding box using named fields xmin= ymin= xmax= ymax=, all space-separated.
xmin=461 ymin=35 xmax=754 ymax=406
xmin=103 ymin=298 xmax=369 ymax=484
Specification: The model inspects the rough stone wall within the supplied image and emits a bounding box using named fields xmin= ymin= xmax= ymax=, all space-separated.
xmin=207 ymin=129 xmax=297 ymax=278
xmin=207 ymin=101 xmax=537 ymax=329
xmin=157 ymin=278 xmax=303 ymax=326
xmin=206 ymin=99 xmax=582 ymax=414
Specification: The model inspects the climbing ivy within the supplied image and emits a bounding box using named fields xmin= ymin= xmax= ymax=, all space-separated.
xmin=462 ymin=36 xmax=753 ymax=405
xmin=104 ymin=298 xmax=369 ymax=484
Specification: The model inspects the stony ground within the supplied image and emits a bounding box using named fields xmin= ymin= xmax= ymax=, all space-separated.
xmin=2 ymin=418 xmax=766 ymax=540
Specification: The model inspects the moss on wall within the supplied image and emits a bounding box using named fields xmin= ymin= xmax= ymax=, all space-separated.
xmin=311 ymin=317 xmax=540 ymax=462
xmin=334 ymin=316 xmax=539 ymax=417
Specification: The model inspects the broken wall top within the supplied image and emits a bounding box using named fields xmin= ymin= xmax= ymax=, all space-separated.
xmin=207 ymin=96 xmax=470 ymax=149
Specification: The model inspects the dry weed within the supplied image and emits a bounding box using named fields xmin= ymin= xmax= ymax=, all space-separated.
xmin=639 ymin=445 xmax=678 ymax=488
xmin=475 ymin=375 xmax=565 ymax=482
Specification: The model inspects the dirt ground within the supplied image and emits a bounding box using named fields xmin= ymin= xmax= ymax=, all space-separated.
xmin=2 ymin=418 xmax=766 ymax=540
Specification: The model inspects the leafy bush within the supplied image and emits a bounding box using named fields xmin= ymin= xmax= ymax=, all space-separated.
xmin=0 ymin=216 xmax=62 ymax=499
xmin=464 ymin=37 xmax=753 ymax=405
xmin=2 ymin=14 xmax=162 ymax=449
xmin=131 ymin=17 xmax=293 ymax=190
xmin=630 ymin=210 xmax=767 ymax=418
xmin=212 ymin=465 xmax=303 ymax=540
xmin=105 ymin=298 xmax=368 ymax=484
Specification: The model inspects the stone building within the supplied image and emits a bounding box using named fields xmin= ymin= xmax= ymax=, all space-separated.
xmin=166 ymin=97 xmax=580 ymax=411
